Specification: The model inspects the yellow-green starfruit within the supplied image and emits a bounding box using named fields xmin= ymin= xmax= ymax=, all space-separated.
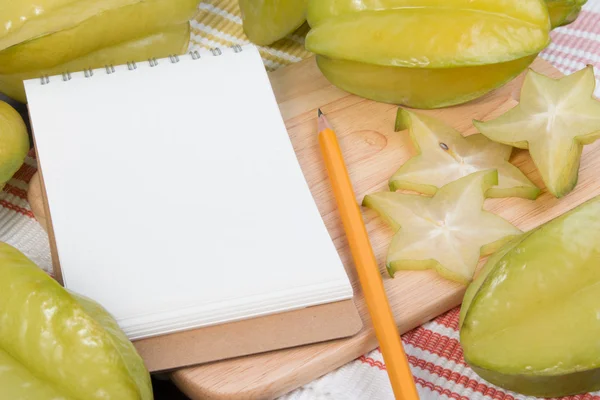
xmin=0 ymin=0 xmax=199 ymax=75
xmin=390 ymin=109 xmax=539 ymax=199
xmin=239 ymin=0 xmax=308 ymax=46
xmin=0 ymin=101 xmax=29 ymax=188
xmin=474 ymin=66 xmax=600 ymax=198
xmin=0 ymin=242 xmax=153 ymax=400
xmin=460 ymin=195 xmax=600 ymax=397
xmin=546 ymin=0 xmax=588 ymax=28
xmin=306 ymin=0 xmax=551 ymax=108
xmin=0 ymin=24 xmax=191 ymax=103
xmin=363 ymin=170 xmax=522 ymax=283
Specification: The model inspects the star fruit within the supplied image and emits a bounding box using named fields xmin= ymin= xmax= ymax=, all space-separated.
xmin=363 ymin=170 xmax=522 ymax=283
xmin=0 ymin=101 xmax=29 ymax=188
xmin=0 ymin=0 xmax=199 ymax=75
xmin=0 ymin=23 xmax=190 ymax=103
xmin=474 ymin=66 xmax=600 ymax=198
xmin=0 ymin=242 xmax=152 ymax=400
xmin=390 ymin=109 xmax=539 ymax=199
xmin=239 ymin=0 xmax=308 ymax=46
xmin=460 ymin=195 xmax=600 ymax=397
xmin=545 ymin=0 xmax=588 ymax=28
xmin=305 ymin=0 xmax=550 ymax=108
xmin=0 ymin=0 xmax=135 ymax=51
xmin=306 ymin=0 xmax=549 ymax=68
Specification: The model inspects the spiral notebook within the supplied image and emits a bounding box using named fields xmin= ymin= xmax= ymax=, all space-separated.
xmin=25 ymin=44 xmax=361 ymax=371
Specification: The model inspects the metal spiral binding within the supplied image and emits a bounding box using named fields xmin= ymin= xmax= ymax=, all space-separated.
xmin=39 ymin=45 xmax=244 ymax=84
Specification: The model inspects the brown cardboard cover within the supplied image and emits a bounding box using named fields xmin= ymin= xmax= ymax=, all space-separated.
xmin=135 ymin=299 xmax=361 ymax=371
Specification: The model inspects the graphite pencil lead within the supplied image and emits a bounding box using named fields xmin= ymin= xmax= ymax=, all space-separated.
xmin=317 ymin=110 xmax=332 ymax=132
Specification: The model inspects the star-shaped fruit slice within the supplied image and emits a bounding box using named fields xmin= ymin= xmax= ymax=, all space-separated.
xmin=474 ymin=65 xmax=600 ymax=198
xmin=363 ymin=170 xmax=522 ymax=283
xmin=390 ymin=109 xmax=539 ymax=199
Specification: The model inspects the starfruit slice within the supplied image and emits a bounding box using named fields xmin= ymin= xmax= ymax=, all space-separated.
xmin=0 ymin=242 xmax=152 ymax=400
xmin=316 ymin=55 xmax=538 ymax=109
xmin=0 ymin=0 xmax=199 ymax=75
xmin=460 ymin=195 xmax=600 ymax=397
xmin=0 ymin=23 xmax=190 ymax=103
xmin=0 ymin=102 xmax=29 ymax=188
xmin=239 ymin=0 xmax=308 ymax=46
xmin=363 ymin=170 xmax=522 ymax=283
xmin=390 ymin=109 xmax=539 ymax=199
xmin=474 ymin=66 xmax=600 ymax=198
xmin=306 ymin=4 xmax=550 ymax=68
xmin=546 ymin=0 xmax=588 ymax=28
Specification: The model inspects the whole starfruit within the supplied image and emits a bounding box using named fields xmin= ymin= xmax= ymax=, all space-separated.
xmin=0 ymin=24 xmax=190 ymax=103
xmin=0 ymin=242 xmax=153 ymax=400
xmin=0 ymin=0 xmax=199 ymax=75
xmin=306 ymin=0 xmax=551 ymax=109
xmin=1 ymin=0 xmax=155 ymax=51
xmin=546 ymin=0 xmax=588 ymax=28
xmin=239 ymin=0 xmax=308 ymax=46
xmin=460 ymin=195 xmax=600 ymax=397
xmin=0 ymin=101 xmax=29 ymax=188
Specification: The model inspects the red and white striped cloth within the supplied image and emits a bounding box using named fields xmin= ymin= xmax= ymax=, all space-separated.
xmin=2 ymin=2 xmax=600 ymax=399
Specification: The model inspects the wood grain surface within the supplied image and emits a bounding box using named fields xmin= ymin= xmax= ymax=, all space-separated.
xmin=29 ymin=56 xmax=594 ymax=400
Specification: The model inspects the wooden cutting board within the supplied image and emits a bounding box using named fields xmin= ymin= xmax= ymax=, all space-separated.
xmin=30 ymin=56 xmax=598 ymax=400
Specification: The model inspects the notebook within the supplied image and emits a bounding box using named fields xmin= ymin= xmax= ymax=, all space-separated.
xmin=25 ymin=44 xmax=362 ymax=371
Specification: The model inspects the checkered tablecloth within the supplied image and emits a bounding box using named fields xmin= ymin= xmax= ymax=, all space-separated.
xmin=4 ymin=1 xmax=600 ymax=399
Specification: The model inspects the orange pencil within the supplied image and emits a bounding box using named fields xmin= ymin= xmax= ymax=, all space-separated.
xmin=317 ymin=109 xmax=419 ymax=400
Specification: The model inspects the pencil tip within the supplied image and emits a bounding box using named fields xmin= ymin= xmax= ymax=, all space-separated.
xmin=317 ymin=109 xmax=332 ymax=132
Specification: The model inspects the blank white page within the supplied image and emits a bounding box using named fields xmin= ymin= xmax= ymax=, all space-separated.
xmin=25 ymin=45 xmax=353 ymax=340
